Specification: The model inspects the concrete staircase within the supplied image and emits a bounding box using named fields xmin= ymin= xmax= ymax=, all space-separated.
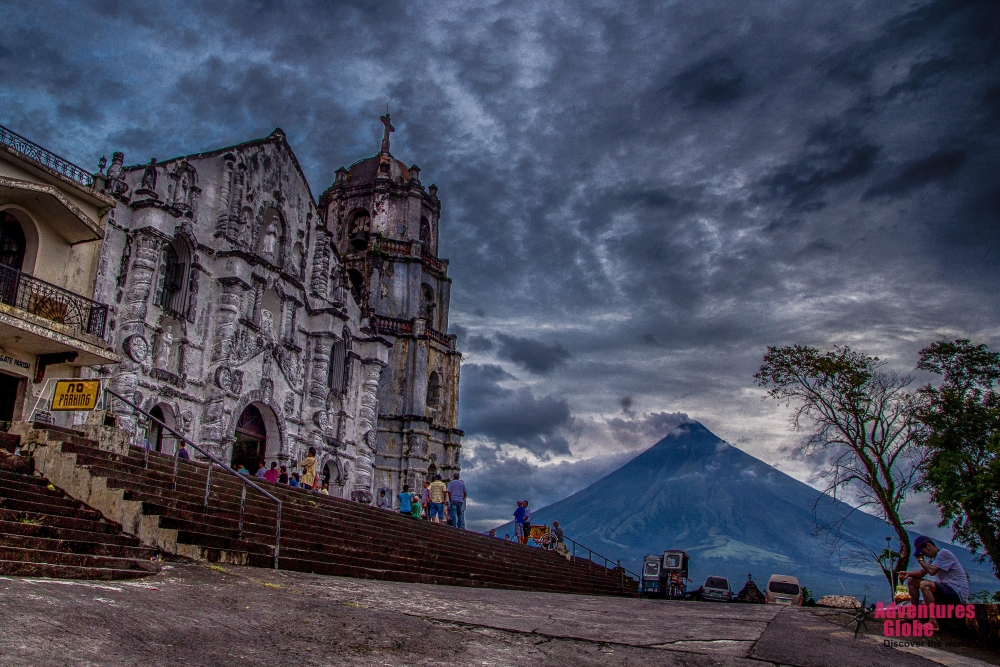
xmin=0 ymin=464 xmax=162 ymax=580
xmin=22 ymin=423 xmax=636 ymax=596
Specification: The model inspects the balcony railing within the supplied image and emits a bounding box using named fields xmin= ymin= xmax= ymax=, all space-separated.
xmin=426 ymin=326 xmax=452 ymax=348
xmin=0 ymin=124 xmax=95 ymax=188
xmin=371 ymin=315 xmax=413 ymax=337
xmin=0 ymin=263 xmax=108 ymax=338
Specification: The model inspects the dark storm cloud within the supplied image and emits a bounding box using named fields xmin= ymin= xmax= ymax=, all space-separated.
xmin=668 ymin=57 xmax=747 ymax=108
xmin=459 ymin=364 xmax=572 ymax=457
xmin=759 ymin=123 xmax=880 ymax=211
xmin=5 ymin=0 xmax=1000 ymax=530
xmin=864 ymin=148 xmax=967 ymax=199
xmin=495 ymin=334 xmax=570 ymax=375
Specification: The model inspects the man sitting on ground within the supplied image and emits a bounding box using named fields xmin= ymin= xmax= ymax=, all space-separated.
xmin=898 ymin=535 xmax=969 ymax=630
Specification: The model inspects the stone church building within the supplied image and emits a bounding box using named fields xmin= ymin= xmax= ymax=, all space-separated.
xmin=93 ymin=118 xmax=462 ymax=504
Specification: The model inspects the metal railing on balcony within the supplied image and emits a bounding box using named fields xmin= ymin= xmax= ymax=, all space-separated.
xmin=0 ymin=263 xmax=109 ymax=338
xmin=0 ymin=124 xmax=95 ymax=188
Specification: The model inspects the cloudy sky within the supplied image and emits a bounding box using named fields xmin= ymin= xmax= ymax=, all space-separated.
xmin=4 ymin=1 xmax=998 ymax=534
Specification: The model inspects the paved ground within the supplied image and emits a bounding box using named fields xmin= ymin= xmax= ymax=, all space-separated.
xmin=0 ymin=563 xmax=996 ymax=666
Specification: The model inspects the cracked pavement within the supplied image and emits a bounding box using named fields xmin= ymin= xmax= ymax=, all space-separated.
xmin=0 ymin=563 xmax=986 ymax=666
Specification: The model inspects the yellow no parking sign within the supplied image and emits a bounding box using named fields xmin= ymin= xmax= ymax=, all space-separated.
xmin=50 ymin=380 xmax=101 ymax=411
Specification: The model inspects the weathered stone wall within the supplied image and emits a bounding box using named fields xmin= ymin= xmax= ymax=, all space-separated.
xmin=96 ymin=130 xmax=391 ymax=503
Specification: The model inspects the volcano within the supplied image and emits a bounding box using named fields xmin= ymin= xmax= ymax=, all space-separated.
xmin=503 ymin=421 xmax=996 ymax=598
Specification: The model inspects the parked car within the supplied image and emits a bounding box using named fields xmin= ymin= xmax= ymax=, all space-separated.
xmin=701 ymin=576 xmax=732 ymax=602
xmin=765 ymin=574 xmax=803 ymax=605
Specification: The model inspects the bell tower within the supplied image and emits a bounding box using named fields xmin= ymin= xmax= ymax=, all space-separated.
xmin=318 ymin=116 xmax=463 ymax=501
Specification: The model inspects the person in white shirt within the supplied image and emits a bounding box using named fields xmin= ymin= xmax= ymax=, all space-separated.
xmin=899 ymin=535 xmax=969 ymax=629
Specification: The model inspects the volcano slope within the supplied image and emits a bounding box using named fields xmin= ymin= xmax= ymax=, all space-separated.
xmin=504 ymin=422 xmax=995 ymax=598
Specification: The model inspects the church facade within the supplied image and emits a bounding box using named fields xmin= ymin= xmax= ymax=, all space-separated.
xmin=92 ymin=119 xmax=462 ymax=504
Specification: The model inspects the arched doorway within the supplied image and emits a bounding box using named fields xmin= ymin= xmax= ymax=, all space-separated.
xmin=144 ymin=403 xmax=177 ymax=454
xmin=149 ymin=405 xmax=166 ymax=452
xmin=232 ymin=404 xmax=267 ymax=473
xmin=0 ymin=212 xmax=26 ymax=306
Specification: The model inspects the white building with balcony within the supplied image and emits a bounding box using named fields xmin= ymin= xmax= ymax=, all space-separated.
xmin=0 ymin=125 xmax=120 ymax=425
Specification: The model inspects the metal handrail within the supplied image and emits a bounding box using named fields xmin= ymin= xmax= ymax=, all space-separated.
xmin=104 ymin=387 xmax=282 ymax=569
xmin=0 ymin=124 xmax=95 ymax=188
xmin=560 ymin=534 xmax=640 ymax=591
xmin=0 ymin=263 xmax=109 ymax=338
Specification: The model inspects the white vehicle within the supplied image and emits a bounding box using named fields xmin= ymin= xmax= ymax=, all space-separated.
xmin=765 ymin=574 xmax=802 ymax=605
xmin=701 ymin=576 xmax=732 ymax=602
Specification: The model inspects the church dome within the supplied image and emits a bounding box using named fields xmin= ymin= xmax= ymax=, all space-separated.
xmin=346 ymin=154 xmax=411 ymax=186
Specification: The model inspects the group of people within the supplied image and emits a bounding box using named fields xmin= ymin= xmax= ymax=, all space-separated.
xmin=232 ymin=446 xmax=332 ymax=494
xmin=389 ymin=473 xmax=468 ymax=529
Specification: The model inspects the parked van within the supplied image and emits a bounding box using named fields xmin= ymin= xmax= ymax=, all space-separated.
xmin=701 ymin=576 xmax=732 ymax=602
xmin=765 ymin=575 xmax=802 ymax=605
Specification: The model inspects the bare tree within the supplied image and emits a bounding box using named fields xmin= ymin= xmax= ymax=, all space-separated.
xmin=755 ymin=345 xmax=924 ymax=582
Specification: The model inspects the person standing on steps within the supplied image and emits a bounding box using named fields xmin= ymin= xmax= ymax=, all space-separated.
xmin=513 ymin=501 xmax=527 ymax=545
xmin=377 ymin=489 xmax=390 ymax=509
xmin=522 ymin=500 xmax=531 ymax=545
xmin=255 ymin=462 xmax=267 ymax=480
xmin=264 ymin=462 xmax=280 ymax=483
xmin=410 ymin=489 xmax=422 ymax=519
xmin=421 ymin=480 xmax=432 ymax=521
xmin=398 ymin=484 xmax=413 ymax=516
xmin=428 ymin=474 xmax=448 ymax=524
xmin=177 ymin=442 xmax=190 ymax=460
xmin=299 ymin=447 xmax=318 ymax=491
xmin=447 ymin=472 xmax=467 ymax=529
xmin=278 ymin=464 xmax=288 ymax=485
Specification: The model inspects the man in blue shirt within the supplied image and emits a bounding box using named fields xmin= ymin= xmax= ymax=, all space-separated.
xmin=398 ymin=484 xmax=413 ymax=516
xmin=513 ymin=501 xmax=527 ymax=544
xmin=447 ymin=473 xmax=467 ymax=529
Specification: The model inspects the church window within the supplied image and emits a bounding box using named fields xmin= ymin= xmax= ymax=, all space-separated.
xmin=427 ymin=371 xmax=441 ymax=409
xmin=328 ymin=331 xmax=348 ymax=394
xmin=155 ymin=238 xmax=191 ymax=314
xmin=348 ymin=269 xmax=365 ymax=300
xmin=0 ymin=212 xmax=27 ymax=306
xmin=0 ymin=212 xmax=26 ymax=272
xmin=419 ymin=217 xmax=430 ymax=244
xmin=421 ymin=283 xmax=436 ymax=323
xmin=348 ymin=209 xmax=371 ymax=251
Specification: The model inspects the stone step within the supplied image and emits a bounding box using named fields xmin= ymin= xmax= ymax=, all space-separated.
xmin=0 ymin=559 xmax=152 ymax=580
xmin=0 ymin=532 xmax=159 ymax=560
xmin=0 ymin=508 xmax=122 ymax=535
xmin=0 ymin=518 xmax=143 ymax=546
xmin=0 ymin=544 xmax=155 ymax=571
xmin=0 ymin=496 xmax=105 ymax=521
xmin=0 ymin=469 xmax=50 ymax=487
